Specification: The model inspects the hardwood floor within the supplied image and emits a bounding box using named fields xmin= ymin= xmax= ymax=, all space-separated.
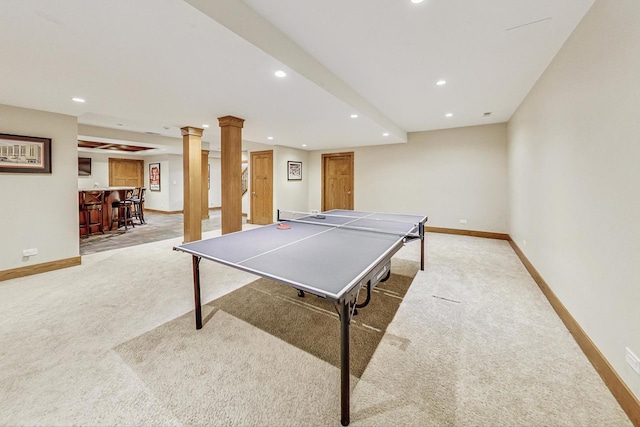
xmin=79 ymin=210 xmax=228 ymax=255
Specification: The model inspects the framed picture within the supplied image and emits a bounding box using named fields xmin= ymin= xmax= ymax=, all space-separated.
xmin=149 ymin=162 xmax=161 ymax=191
xmin=0 ymin=133 xmax=51 ymax=174
xmin=287 ymin=161 xmax=302 ymax=181
xmin=78 ymin=157 xmax=91 ymax=176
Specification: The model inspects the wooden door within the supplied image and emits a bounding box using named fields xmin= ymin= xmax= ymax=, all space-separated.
xmin=250 ymin=150 xmax=273 ymax=225
xmin=108 ymin=158 xmax=144 ymax=187
xmin=322 ymin=152 xmax=354 ymax=211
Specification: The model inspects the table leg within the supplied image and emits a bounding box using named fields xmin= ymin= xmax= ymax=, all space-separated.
xmin=193 ymin=255 xmax=202 ymax=329
xmin=340 ymin=299 xmax=350 ymax=426
xmin=420 ymin=221 xmax=425 ymax=271
xmin=421 ymin=235 xmax=425 ymax=271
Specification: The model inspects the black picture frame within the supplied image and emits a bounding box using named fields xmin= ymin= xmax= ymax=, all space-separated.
xmin=0 ymin=133 xmax=52 ymax=174
xmin=78 ymin=157 xmax=91 ymax=176
xmin=287 ymin=161 xmax=302 ymax=181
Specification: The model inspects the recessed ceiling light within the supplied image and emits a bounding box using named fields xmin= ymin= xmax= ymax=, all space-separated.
xmin=72 ymin=97 xmax=85 ymax=103
xmin=436 ymin=80 xmax=446 ymax=86
xmin=445 ymin=113 xmax=453 ymax=117
xmin=383 ymin=132 xmax=389 ymax=136
xmin=267 ymin=136 xmax=274 ymax=140
xmin=301 ymin=144 xmax=307 ymax=147
xmin=411 ymin=0 xmax=424 ymax=3
xmin=350 ymin=114 xmax=358 ymax=119
xmin=202 ymin=124 xmax=210 ymax=128
xmin=274 ymin=70 xmax=287 ymax=78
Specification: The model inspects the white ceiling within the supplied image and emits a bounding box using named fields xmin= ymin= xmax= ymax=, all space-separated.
xmin=0 ymin=0 xmax=594 ymax=155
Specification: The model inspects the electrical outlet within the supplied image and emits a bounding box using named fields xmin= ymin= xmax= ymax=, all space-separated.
xmin=22 ymin=248 xmax=38 ymax=257
xmin=626 ymin=347 xmax=640 ymax=375
xmin=459 ymin=219 xmax=467 ymax=224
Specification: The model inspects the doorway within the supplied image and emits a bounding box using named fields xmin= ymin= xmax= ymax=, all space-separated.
xmin=250 ymin=150 xmax=273 ymax=225
xmin=322 ymin=152 xmax=354 ymax=211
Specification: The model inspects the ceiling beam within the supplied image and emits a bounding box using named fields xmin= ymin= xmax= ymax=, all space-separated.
xmin=184 ymin=0 xmax=408 ymax=142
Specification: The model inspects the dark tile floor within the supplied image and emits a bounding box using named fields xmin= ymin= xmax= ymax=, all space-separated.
xmin=80 ymin=210 xmax=226 ymax=255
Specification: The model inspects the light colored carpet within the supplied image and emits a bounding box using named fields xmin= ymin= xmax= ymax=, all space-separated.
xmin=172 ymin=258 xmax=419 ymax=378
xmin=0 ymin=228 xmax=632 ymax=426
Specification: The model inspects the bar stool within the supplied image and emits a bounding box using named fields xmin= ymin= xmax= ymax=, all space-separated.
xmin=79 ymin=192 xmax=89 ymax=238
xmin=126 ymin=187 xmax=140 ymax=221
xmin=83 ymin=190 xmax=105 ymax=235
xmin=110 ymin=199 xmax=135 ymax=231
xmin=128 ymin=187 xmax=146 ymax=224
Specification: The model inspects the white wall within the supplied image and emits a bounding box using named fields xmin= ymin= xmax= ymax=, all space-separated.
xmin=508 ymin=0 xmax=640 ymax=399
xmin=138 ymin=154 xmax=181 ymax=213
xmin=273 ymin=146 xmax=309 ymax=218
xmin=308 ymin=123 xmax=509 ymax=233
xmin=0 ymin=104 xmax=79 ymax=270
xmin=167 ymin=155 xmax=185 ymax=212
xmin=209 ymin=157 xmax=221 ymax=208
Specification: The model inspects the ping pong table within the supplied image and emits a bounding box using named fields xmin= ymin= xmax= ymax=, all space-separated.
xmin=174 ymin=209 xmax=427 ymax=426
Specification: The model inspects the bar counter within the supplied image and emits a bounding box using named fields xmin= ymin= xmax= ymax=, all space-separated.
xmin=79 ymin=187 xmax=135 ymax=236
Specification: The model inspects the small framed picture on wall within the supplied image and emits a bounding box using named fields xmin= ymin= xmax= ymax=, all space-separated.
xmin=287 ymin=161 xmax=302 ymax=181
xmin=0 ymin=133 xmax=52 ymax=174
xmin=149 ymin=163 xmax=161 ymax=191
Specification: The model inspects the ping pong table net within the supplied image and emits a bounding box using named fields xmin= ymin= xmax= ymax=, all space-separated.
xmin=277 ymin=209 xmax=421 ymax=238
